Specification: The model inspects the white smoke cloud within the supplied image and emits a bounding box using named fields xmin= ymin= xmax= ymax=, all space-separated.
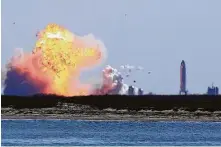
xmin=93 ymin=65 xmax=144 ymax=95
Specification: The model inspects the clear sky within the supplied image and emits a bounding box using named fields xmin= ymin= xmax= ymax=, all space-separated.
xmin=2 ymin=0 xmax=221 ymax=94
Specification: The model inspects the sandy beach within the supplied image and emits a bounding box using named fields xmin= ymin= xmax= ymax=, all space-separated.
xmin=2 ymin=105 xmax=221 ymax=121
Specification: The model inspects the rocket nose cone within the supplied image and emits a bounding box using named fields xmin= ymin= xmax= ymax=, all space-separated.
xmin=181 ymin=60 xmax=185 ymax=65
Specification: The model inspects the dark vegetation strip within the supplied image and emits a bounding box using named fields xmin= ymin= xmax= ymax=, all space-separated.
xmin=2 ymin=94 xmax=221 ymax=111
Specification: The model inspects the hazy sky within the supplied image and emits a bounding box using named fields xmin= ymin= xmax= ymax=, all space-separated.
xmin=2 ymin=0 xmax=221 ymax=94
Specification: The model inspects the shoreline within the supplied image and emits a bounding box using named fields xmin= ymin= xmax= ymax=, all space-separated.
xmin=2 ymin=99 xmax=221 ymax=122
xmin=2 ymin=114 xmax=221 ymax=122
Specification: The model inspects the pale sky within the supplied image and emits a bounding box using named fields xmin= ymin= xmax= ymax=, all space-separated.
xmin=2 ymin=0 xmax=221 ymax=94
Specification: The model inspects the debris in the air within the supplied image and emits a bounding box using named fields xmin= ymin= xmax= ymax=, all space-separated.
xmin=36 ymin=31 xmax=40 ymax=37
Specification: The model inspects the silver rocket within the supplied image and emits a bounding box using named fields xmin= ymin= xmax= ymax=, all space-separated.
xmin=180 ymin=60 xmax=187 ymax=95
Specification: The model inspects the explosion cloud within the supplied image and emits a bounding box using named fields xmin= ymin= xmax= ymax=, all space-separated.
xmin=3 ymin=24 xmax=107 ymax=96
xmin=3 ymin=24 xmax=144 ymax=96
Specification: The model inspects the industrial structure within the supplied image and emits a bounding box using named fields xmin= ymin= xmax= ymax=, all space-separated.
xmin=128 ymin=86 xmax=135 ymax=95
xmin=138 ymin=88 xmax=144 ymax=95
xmin=180 ymin=60 xmax=188 ymax=95
xmin=127 ymin=86 xmax=144 ymax=95
xmin=207 ymin=84 xmax=219 ymax=95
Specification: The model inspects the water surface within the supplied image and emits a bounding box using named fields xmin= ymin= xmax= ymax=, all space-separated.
xmin=2 ymin=120 xmax=221 ymax=146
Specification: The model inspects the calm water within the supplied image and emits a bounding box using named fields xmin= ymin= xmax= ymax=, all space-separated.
xmin=2 ymin=120 xmax=221 ymax=146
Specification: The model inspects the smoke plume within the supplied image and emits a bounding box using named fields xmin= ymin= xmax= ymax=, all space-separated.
xmin=3 ymin=24 xmax=143 ymax=96
xmin=93 ymin=65 xmax=142 ymax=95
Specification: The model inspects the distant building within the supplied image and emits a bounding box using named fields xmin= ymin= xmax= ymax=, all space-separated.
xmin=207 ymin=84 xmax=219 ymax=95
xmin=128 ymin=86 xmax=135 ymax=95
xmin=127 ymin=86 xmax=144 ymax=95
xmin=147 ymin=92 xmax=155 ymax=95
xmin=138 ymin=88 xmax=144 ymax=95
xmin=180 ymin=60 xmax=188 ymax=95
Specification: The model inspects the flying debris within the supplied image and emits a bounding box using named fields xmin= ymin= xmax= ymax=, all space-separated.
xmin=119 ymin=64 xmax=144 ymax=78
xmin=148 ymin=71 xmax=151 ymax=74
xmin=13 ymin=22 xmax=15 ymax=24
xmin=36 ymin=31 xmax=39 ymax=37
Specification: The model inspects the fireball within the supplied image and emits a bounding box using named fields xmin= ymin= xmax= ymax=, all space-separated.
xmin=4 ymin=24 xmax=106 ymax=96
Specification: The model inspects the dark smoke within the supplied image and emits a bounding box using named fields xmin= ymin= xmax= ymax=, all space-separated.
xmin=3 ymin=68 xmax=44 ymax=96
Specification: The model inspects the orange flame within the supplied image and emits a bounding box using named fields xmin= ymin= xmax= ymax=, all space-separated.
xmin=9 ymin=24 xmax=106 ymax=96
